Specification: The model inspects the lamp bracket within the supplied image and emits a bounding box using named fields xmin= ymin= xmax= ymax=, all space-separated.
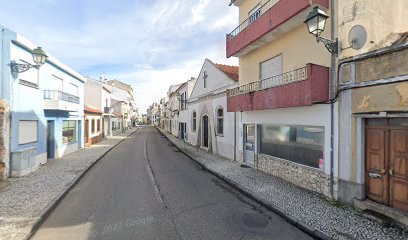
xmin=316 ymin=36 xmax=338 ymax=54
xmin=10 ymin=61 xmax=40 ymax=73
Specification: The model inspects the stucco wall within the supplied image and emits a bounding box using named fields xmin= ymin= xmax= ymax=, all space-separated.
xmin=339 ymin=0 xmax=408 ymax=59
xmin=238 ymin=104 xmax=334 ymax=176
xmin=238 ymin=25 xmax=331 ymax=85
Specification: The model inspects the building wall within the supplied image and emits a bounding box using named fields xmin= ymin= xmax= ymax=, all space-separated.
xmin=2 ymin=28 xmax=85 ymax=177
xmin=237 ymin=103 xmax=337 ymax=198
xmin=85 ymin=80 xmax=103 ymax=110
xmin=85 ymin=114 xmax=102 ymax=145
xmin=238 ymin=25 xmax=331 ymax=86
xmin=336 ymin=0 xmax=408 ymax=203
xmin=338 ymin=0 xmax=408 ymax=59
xmin=188 ymin=93 xmax=235 ymax=160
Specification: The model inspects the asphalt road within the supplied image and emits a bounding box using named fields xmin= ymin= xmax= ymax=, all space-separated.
xmin=30 ymin=126 xmax=314 ymax=240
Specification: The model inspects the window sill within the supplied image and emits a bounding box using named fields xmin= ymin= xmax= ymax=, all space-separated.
xmin=19 ymin=79 xmax=39 ymax=89
xmin=216 ymin=134 xmax=224 ymax=137
xmin=18 ymin=141 xmax=38 ymax=145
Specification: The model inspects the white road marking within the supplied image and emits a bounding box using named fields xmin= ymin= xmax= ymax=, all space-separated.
xmin=144 ymin=134 xmax=164 ymax=205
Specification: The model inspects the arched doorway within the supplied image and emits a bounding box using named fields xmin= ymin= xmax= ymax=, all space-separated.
xmin=202 ymin=115 xmax=209 ymax=148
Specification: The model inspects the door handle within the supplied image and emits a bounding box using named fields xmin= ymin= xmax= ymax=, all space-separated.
xmin=368 ymin=172 xmax=382 ymax=178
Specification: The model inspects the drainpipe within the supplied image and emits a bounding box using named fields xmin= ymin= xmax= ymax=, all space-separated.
xmin=234 ymin=112 xmax=236 ymax=162
xmin=329 ymin=0 xmax=336 ymax=199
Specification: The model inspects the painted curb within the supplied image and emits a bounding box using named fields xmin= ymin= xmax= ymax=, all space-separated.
xmin=156 ymin=126 xmax=334 ymax=240
xmin=17 ymin=128 xmax=140 ymax=240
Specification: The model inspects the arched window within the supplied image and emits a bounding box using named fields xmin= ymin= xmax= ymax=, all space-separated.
xmin=216 ymin=107 xmax=223 ymax=135
xmin=192 ymin=111 xmax=197 ymax=131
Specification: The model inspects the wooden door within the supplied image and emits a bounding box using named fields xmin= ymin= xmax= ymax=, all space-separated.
xmin=366 ymin=128 xmax=388 ymax=204
xmin=390 ymin=129 xmax=408 ymax=211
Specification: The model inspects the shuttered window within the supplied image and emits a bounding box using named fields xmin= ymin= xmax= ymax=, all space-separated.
xmin=18 ymin=120 xmax=38 ymax=144
xmin=260 ymin=55 xmax=282 ymax=80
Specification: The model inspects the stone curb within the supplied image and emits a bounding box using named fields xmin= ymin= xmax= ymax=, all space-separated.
xmin=156 ymin=126 xmax=333 ymax=240
xmin=14 ymin=128 xmax=140 ymax=240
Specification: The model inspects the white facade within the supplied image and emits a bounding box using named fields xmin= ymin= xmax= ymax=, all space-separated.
xmin=187 ymin=59 xmax=238 ymax=160
xmin=84 ymin=78 xmax=113 ymax=138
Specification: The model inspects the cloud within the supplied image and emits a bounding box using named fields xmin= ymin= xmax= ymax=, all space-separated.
xmin=0 ymin=0 xmax=238 ymax=112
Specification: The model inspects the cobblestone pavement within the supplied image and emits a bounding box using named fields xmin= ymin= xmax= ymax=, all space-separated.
xmin=157 ymin=127 xmax=408 ymax=240
xmin=0 ymin=128 xmax=138 ymax=240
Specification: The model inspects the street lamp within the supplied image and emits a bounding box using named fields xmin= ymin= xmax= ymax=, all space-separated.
xmin=11 ymin=47 xmax=48 ymax=73
xmin=304 ymin=6 xmax=338 ymax=54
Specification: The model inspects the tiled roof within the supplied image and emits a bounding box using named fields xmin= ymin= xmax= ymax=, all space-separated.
xmin=84 ymin=105 xmax=102 ymax=114
xmin=214 ymin=63 xmax=239 ymax=82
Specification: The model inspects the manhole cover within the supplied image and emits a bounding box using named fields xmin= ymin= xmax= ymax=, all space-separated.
xmin=241 ymin=213 xmax=269 ymax=229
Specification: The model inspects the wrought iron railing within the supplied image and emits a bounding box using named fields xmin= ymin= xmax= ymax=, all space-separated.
xmin=228 ymin=0 xmax=280 ymax=39
xmin=44 ymin=90 xmax=80 ymax=104
xmin=228 ymin=66 xmax=308 ymax=97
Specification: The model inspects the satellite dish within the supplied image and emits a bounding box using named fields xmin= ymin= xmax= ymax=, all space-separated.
xmin=348 ymin=25 xmax=367 ymax=50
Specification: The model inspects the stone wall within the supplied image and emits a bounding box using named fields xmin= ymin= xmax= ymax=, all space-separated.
xmin=0 ymin=100 xmax=10 ymax=180
xmin=257 ymin=154 xmax=337 ymax=198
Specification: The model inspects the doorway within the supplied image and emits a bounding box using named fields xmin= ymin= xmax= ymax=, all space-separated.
xmin=243 ymin=124 xmax=255 ymax=165
xmin=47 ymin=120 xmax=55 ymax=159
xmin=179 ymin=122 xmax=186 ymax=140
xmin=85 ymin=119 xmax=89 ymax=145
xmin=202 ymin=115 xmax=209 ymax=148
xmin=366 ymin=118 xmax=408 ymax=212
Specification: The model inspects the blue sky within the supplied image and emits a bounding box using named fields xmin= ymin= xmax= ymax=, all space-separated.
xmin=0 ymin=0 xmax=238 ymax=112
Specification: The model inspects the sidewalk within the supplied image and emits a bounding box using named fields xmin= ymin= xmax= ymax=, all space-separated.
xmin=0 ymin=128 xmax=138 ymax=240
xmin=157 ymin=127 xmax=408 ymax=240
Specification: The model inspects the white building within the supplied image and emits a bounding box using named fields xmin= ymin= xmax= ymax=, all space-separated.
xmin=84 ymin=77 xmax=113 ymax=140
xmin=187 ymin=59 xmax=238 ymax=160
xmin=166 ymin=83 xmax=183 ymax=135
xmin=178 ymin=78 xmax=197 ymax=141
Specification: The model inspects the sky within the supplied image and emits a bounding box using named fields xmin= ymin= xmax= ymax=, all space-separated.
xmin=0 ymin=0 xmax=238 ymax=113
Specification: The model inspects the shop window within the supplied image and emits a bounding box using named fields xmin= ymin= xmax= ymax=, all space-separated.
xmin=260 ymin=125 xmax=324 ymax=169
xmin=63 ymin=120 xmax=77 ymax=143
xmin=18 ymin=120 xmax=38 ymax=144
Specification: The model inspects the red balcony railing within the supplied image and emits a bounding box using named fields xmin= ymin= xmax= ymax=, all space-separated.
xmin=229 ymin=0 xmax=280 ymax=39
xmin=227 ymin=64 xmax=329 ymax=112
xmin=226 ymin=0 xmax=329 ymax=57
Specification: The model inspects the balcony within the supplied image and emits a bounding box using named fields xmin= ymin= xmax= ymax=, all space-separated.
xmin=44 ymin=90 xmax=80 ymax=112
xmin=227 ymin=64 xmax=329 ymax=112
xmin=226 ymin=0 xmax=329 ymax=57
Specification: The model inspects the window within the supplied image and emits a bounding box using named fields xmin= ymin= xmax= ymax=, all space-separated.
xmin=192 ymin=111 xmax=197 ymax=131
xmin=67 ymin=83 xmax=78 ymax=96
xmin=52 ymin=75 xmax=63 ymax=91
xmin=18 ymin=120 xmax=38 ymax=144
xmin=91 ymin=119 xmax=95 ymax=133
xmin=180 ymin=92 xmax=187 ymax=110
xmin=216 ymin=107 xmax=224 ymax=135
xmin=260 ymin=55 xmax=282 ymax=80
xmin=97 ymin=119 xmax=101 ymax=132
xmin=63 ymin=120 xmax=77 ymax=143
xmin=260 ymin=125 xmax=324 ymax=169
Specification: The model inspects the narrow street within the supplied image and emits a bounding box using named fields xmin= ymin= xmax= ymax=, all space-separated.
xmin=30 ymin=126 xmax=312 ymax=240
